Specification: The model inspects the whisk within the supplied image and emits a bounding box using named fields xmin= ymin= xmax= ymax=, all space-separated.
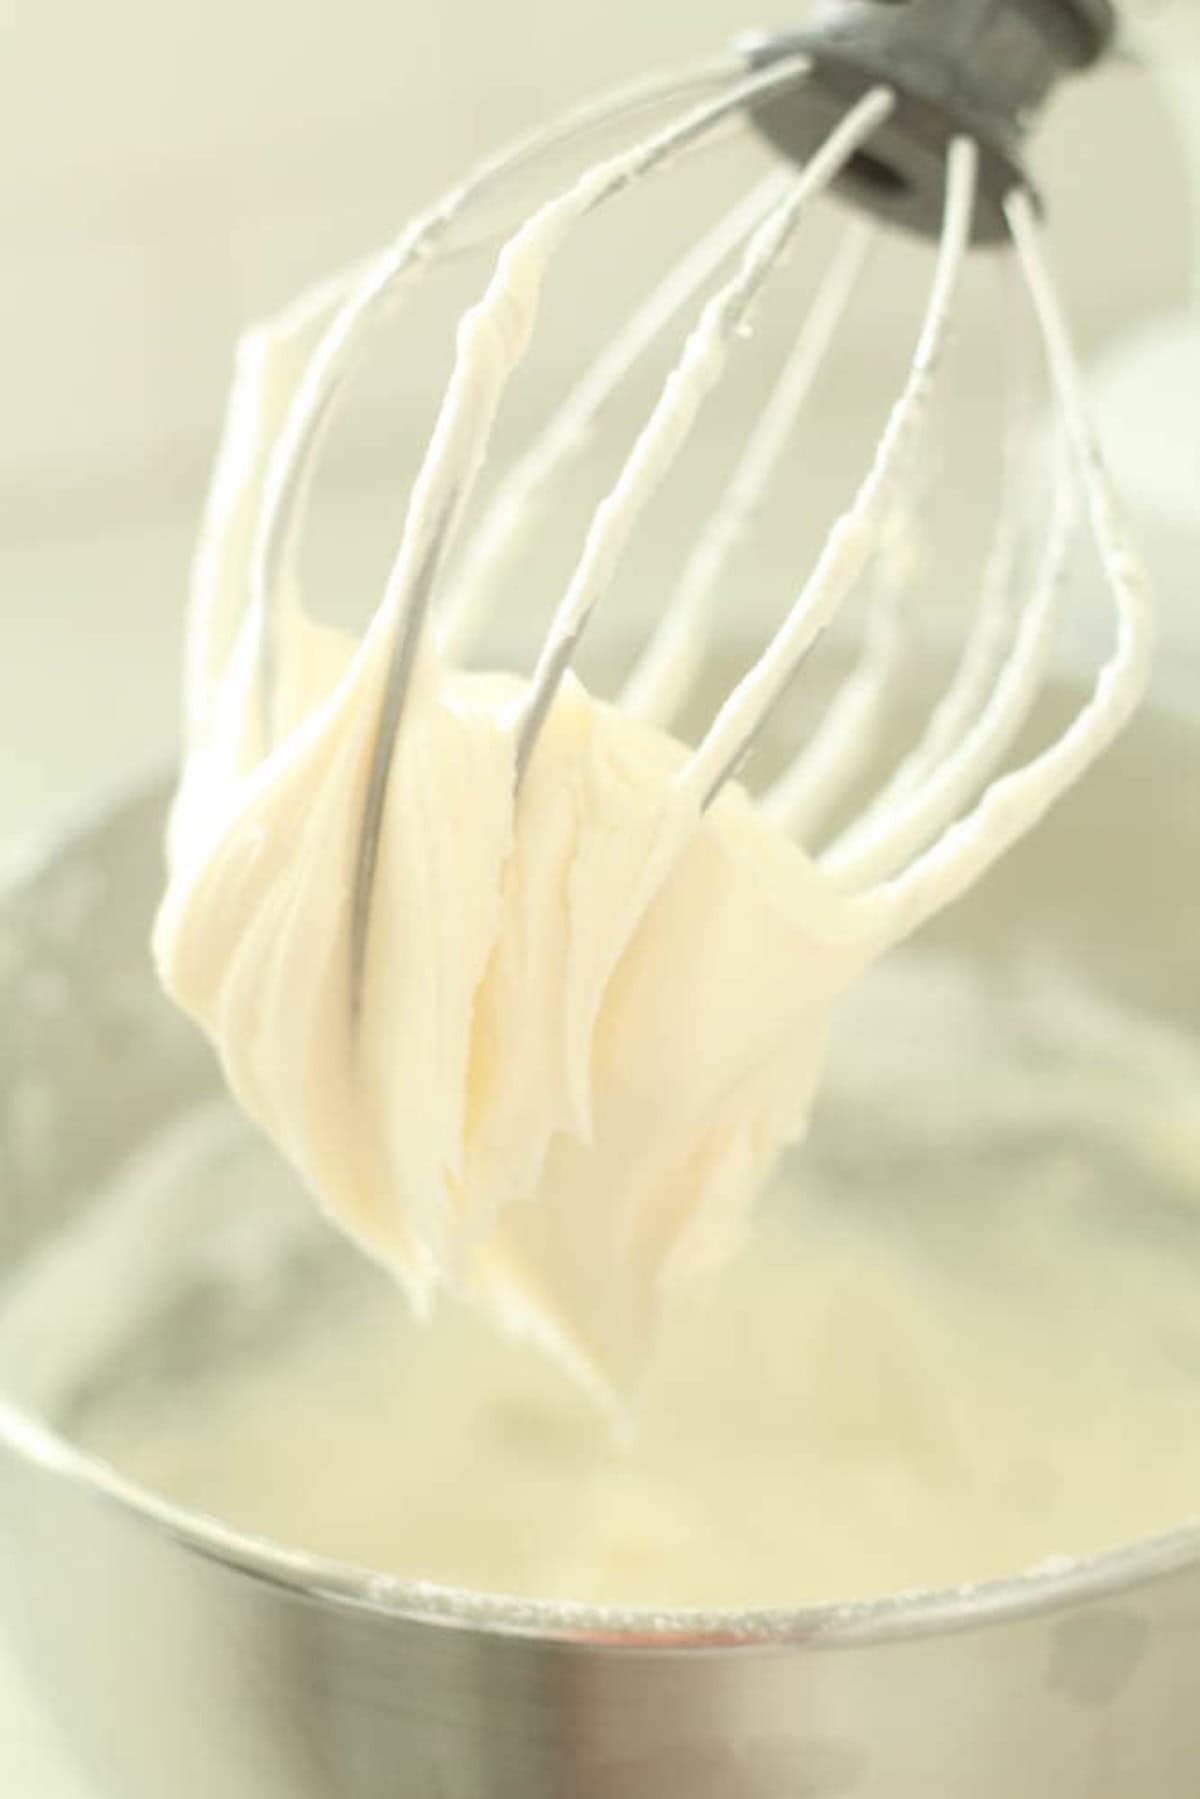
xmin=158 ymin=0 xmax=1161 ymax=1396
xmin=210 ymin=0 xmax=1152 ymax=1003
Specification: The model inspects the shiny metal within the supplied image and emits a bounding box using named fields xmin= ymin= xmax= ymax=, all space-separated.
xmin=1 ymin=727 xmax=1199 ymax=1797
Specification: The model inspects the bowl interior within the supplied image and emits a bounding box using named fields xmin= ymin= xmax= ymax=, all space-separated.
xmin=0 ymin=652 xmax=1197 ymax=1620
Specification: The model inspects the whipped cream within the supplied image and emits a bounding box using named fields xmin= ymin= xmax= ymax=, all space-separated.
xmin=154 ymin=135 xmax=1150 ymax=1403
xmin=156 ymin=589 xmax=884 ymax=1399
xmin=71 ymin=947 xmax=1200 ymax=1610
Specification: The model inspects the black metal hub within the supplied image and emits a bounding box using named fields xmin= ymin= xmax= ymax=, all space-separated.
xmin=740 ymin=0 xmax=1116 ymax=244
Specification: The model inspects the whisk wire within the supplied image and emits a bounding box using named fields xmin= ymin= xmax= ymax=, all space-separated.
xmin=763 ymin=489 xmax=916 ymax=838
xmin=247 ymin=52 xmax=744 ymax=736
xmin=620 ymin=215 xmax=879 ymax=729
xmin=682 ymin=133 xmax=980 ymax=811
xmin=846 ymin=252 xmax=1045 ymax=836
xmin=348 ymin=54 xmax=817 ymax=1008
xmin=827 ymin=453 xmax=1076 ymax=888
xmin=513 ymin=83 xmax=897 ymax=782
xmin=437 ymin=172 xmax=791 ymax=658
xmin=856 ymin=185 xmax=1154 ymax=941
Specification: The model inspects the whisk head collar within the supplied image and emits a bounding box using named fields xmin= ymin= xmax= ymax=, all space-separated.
xmin=739 ymin=0 xmax=1117 ymax=242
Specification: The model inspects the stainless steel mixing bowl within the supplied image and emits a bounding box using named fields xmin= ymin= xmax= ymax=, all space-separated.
xmin=0 ymin=657 xmax=1198 ymax=1799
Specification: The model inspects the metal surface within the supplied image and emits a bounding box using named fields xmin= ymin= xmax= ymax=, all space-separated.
xmin=0 ymin=769 xmax=1199 ymax=1799
xmin=742 ymin=0 xmax=1116 ymax=241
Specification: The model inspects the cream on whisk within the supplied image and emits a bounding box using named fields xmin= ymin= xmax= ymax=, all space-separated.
xmin=158 ymin=626 xmax=885 ymax=1398
xmin=155 ymin=70 xmax=1150 ymax=1404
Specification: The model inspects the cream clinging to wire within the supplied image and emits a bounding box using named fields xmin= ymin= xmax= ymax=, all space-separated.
xmin=154 ymin=0 xmax=1154 ymax=1400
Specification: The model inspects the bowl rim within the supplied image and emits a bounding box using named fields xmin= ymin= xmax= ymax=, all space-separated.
xmin=3 ymin=1386 xmax=1200 ymax=1651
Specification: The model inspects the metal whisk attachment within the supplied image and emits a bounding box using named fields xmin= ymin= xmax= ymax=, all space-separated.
xmin=221 ymin=0 xmax=1151 ymax=1000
